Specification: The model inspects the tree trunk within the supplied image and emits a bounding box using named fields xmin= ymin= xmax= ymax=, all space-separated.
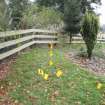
xmin=87 ymin=49 xmax=92 ymax=59
xmin=69 ymin=33 xmax=72 ymax=44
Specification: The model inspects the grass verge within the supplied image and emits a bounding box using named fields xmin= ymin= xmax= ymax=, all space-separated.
xmin=0 ymin=46 xmax=105 ymax=105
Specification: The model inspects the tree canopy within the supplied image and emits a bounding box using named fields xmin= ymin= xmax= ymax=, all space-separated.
xmin=8 ymin=0 xmax=28 ymax=29
xmin=36 ymin=0 xmax=64 ymax=12
xmin=0 ymin=0 xmax=8 ymax=31
xmin=64 ymin=0 xmax=82 ymax=33
xmin=0 ymin=0 xmax=101 ymax=31
xmin=63 ymin=0 xmax=82 ymax=42
xmin=22 ymin=5 xmax=63 ymax=29
xmin=36 ymin=0 xmax=101 ymax=13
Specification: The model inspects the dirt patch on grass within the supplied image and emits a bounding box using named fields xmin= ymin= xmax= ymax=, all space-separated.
xmin=0 ymin=61 xmax=10 ymax=80
xmin=0 ymin=55 xmax=17 ymax=80
xmin=0 ymin=55 xmax=22 ymax=105
xmin=65 ymin=52 xmax=105 ymax=76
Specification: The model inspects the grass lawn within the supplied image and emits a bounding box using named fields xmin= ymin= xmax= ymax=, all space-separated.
xmin=0 ymin=44 xmax=105 ymax=105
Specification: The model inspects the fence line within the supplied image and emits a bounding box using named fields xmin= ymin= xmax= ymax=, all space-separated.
xmin=65 ymin=36 xmax=105 ymax=43
xmin=0 ymin=29 xmax=105 ymax=60
xmin=0 ymin=29 xmax=57 ymax=38
xmin=0 ymin=29 xmax=58 ymax=60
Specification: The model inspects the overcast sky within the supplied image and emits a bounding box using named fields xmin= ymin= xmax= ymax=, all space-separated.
xmin=98 ymin=0 xmax=105 ymax=25
xmin=30 ymin=0 xmax=105 ymax=25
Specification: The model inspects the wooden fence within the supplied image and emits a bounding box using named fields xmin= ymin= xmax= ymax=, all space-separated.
xmin=0 ymin=29 xmax=105 ymax=60
xmin=72 ymin=37 xmax=105 ymax=43
xmin=63 ymin=36 xmax=105 ymax=44
xmin=0 ymin=29 xmax=58 ymax=60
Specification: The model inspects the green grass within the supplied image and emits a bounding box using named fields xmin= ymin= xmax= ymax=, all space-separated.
xmin=1 ymin=45 xmax=105 ymax=105
xmin=64 ymin=43 xmax=105 ymax=59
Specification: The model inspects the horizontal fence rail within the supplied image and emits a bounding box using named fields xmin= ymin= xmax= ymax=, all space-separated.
xmin=0 ymin=29 xmax=58 ymax=60
xmin=0 ymin=29 xmax=57 ymax=38
xmin=0 ymin=29 xmax=105 ymax=60
xmin=66 ymin=37 xmax=105 ymax=44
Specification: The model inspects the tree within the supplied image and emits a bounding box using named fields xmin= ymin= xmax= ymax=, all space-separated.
xmin=8 ymin=0 xmax=28 ymax=30
xmin=22 ymin=5 xmax=63 ymax=29
xmin=36 ymin=0 xmax=101 ymax=13
xmin=81 ymin=0 xmax=101 ymax=13
xmin=64 ymin=0 xmax=82 ymax=43
xmin=36 ymin=0 xmax=64 ymax=12
xmin=81 ymin=11 xmax=99 ymax=58
xmin=0 ymin=0 xmax=8 ymax=31
xmin=36 ymin=0 xmax=101 ymax=41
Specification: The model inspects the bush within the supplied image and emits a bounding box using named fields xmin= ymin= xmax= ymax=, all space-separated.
xmin=81 ymin=11 xmax=99 ymax=59
xmin=22 ymin=5 xmax=63 ymax=29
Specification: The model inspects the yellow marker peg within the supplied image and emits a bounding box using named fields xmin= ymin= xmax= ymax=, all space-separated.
xmin=48 ymin=43 xmax=53 ymax=49
xmin=49 ymin=50 xmax=53 ymax=57
xmin=44 ymin=74 xmax=49 ymax=80
xmin=56 ymin=69 xmax=63 ymax=77
xmin=50 ymin=44 xmax=53 ymax=49
xmin=49 ymin=60 xmax=53 ymax=66
xmin=38 ymin=69 xmax=44 ymax=76
xmin=97 ymin=82 xmax=102 ymax=90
